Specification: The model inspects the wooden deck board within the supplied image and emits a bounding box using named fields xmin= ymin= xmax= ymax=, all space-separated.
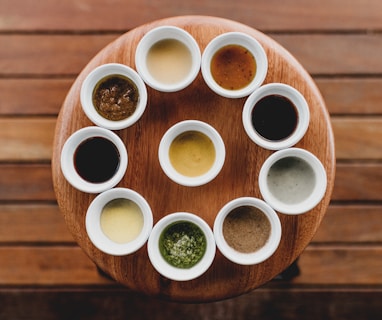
xmin=2 ymin=77 xmax=382 ymax=116
xmin=1 ymin=163 xmax=382 ymax=202
xmin=2 ymin=117 xmax=382 ymax=163
xmin=2 ymin=0 xmax=382 ymax=32
xmin=1 ymin=204 xmax=381 ymax=244
xmin=1 ymin=288 xmax=382 ymax=320
xmin=0 ymin=245 xmax=381 ymax=287
xmin=2 ymin=34 xmax=382 ymax=76
xmin=0 ymin=204 xmax=73 ymax=243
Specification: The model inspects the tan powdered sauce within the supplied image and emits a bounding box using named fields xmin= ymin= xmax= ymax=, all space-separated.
xmin=223 ymin=206 xmax=271 ymax=253
xmin=169 ymin=131 xmax=216 ymax=177
xmin=100 ymin=198 xmax=144 ymax=244
xmin=146 ymin=38 xmax=192 ymax=84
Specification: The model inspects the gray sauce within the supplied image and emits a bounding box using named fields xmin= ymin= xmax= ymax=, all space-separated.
xmin=267 ymin=156 xmax=315 ymax=204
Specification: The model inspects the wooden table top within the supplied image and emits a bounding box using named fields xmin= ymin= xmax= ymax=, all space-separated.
xmin=4 ymin=0 xmax=382 ymax=318
xmin=51 ymin=15 xmax=335 ymax=302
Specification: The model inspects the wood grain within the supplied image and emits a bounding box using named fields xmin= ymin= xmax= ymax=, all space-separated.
xmin=316 ymin=78 xmax=382 ymax=115
xmin=0 ymin=118 xmax=54 ymax=161
xmin=0 ymin=164 xmax=54 ymax=201
xmin=333 ymin=163 xmax=382 ymax=200
xmin=0 ymin=204 xmax=73 ymax=243
xmin=332 ymin=117 xmax=382 ymax=160
xmin=0 ymin=34 xmax=117 ymax=76
xmin=314 ymin=205 xmax=382 ymax=243
xmin=0 ymin=79 xmax=72 ymax=115
xmin=0 ymin=247 xmax=113 ymax=286
xmin=51 ymin=16 xmax=335 ymax=301
xmin=273 ymin=34 xmax=382 ymax=75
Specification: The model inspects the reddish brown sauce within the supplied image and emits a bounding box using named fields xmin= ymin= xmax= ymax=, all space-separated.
xmin=211 ymin=44 xmax=256 ymax=90
xmin=92 ymin=75 xmax=139 ymax=121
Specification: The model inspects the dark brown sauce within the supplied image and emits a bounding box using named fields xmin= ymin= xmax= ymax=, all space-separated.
xmin=74 ymin=137 xmax=120 ymax=183
xmin=92 ymin=75 xmax=139 ymax=121
xmin=251 ymin=94 xmax=298 ymax=141
xmin=211 ymin=44 xmax=256 ymax=90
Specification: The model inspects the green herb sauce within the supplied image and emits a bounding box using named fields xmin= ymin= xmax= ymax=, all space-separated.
xmin=159 ymin=221 xmax=207 ymax=269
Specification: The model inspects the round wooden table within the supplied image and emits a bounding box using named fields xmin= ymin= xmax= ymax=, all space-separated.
xmin=52 ymin=16 xmax=335 ymax=302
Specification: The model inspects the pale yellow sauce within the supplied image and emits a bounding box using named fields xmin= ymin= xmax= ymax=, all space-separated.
xmin=169 ymin=131 xmax=216 ymax=177
xmin=146 ymin=39 xmax=192 ymax=84
xmin=100 ymin=198 xmax=144 ymax=244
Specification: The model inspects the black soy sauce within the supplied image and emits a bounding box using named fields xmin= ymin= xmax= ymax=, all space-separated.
xmin=74 ymin=136 xmax=120 ymax=183
xmin=251 ymin=94 xmax=298 ymax=141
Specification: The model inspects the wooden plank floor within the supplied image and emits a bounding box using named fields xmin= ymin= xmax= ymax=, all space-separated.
xmin=1 ymin=0 xmax=382 ymax=318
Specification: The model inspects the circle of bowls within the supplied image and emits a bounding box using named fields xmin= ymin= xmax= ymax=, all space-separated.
xmin=60 ymin=26 xmax=328 ymax=276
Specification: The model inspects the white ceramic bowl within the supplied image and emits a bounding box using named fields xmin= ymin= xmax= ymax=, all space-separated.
xmin=242 ymin=83 xmax=310 ymax=150
xmin=158 ymin=120 xmax=225 ymax=187
xmin=147 ymin=212 xmax=216 ymax=281
xmin=214 ymin=197 xmax=281 ymax=265
xmin=201 ymin=32 xmax=268 ymax=98
xmin=259 ymin=148 xmax=327 ymax=215
xmin=135 ymin=26 xmax=201 ymax=92
xmin=80 ymin=63 xmax=147 ymax=130
xmin=60 ymin=126 xmax=128 ymax=193
xmin=86 ymin=188 xmax=153 ymax=256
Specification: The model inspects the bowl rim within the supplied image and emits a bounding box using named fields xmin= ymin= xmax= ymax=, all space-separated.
xmin=242 ymin=82 xmax=310 ymax=150
xmin=147 ymin=212 xmax=216 ymax=281
xmin=258 ymin=148 xmax=327 ymax=215
xmin=85 ymin=187 xmax=153 ymax=256
xmin=213 ymin=197 xmax=282 ymax=265
xmin=201 ymin=31 xmax=268 ymax=98
xmin=158 ymin=120 xmax=226 ymax=187
xmin=135 ymin=25 xmax=201 ymax=92
xmin=60 ymin=126 xmax=128 ymax=193
xmin=80 ymin=63 xmax=148 ymax=130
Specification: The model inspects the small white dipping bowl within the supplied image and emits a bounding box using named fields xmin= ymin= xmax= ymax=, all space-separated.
xmin=214 ymin=197 xmax=281 ymax=266
xmin=60 ymin=126 xmax=128 ymax=193
xmin=259 ymin=148 xmax=327 ymax=215
xmin=80 ymin=63 xmax=147 ymax=130
xmin=201 ymin=32 xmax=268 ymax=98
xmin=158 ymin=120 xmax=226 ymax=187
xmin=147 ymin=212 xmax=216 ymax=281
xmin=135 ymin=26 xmax=201 ymax=92
xmin=86 ymin=188 xmax=153 ymax=256
xmin=242 ymin=83 xmax=310 ymax=150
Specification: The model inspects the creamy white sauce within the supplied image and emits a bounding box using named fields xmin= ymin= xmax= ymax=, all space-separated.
xmin=146 ymin=38 xmax=192 ymax=85
xmin=267 ymin=156 xmax=315 ymax=204
xmin=100 ymin=198 xmax=143 ymax=244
